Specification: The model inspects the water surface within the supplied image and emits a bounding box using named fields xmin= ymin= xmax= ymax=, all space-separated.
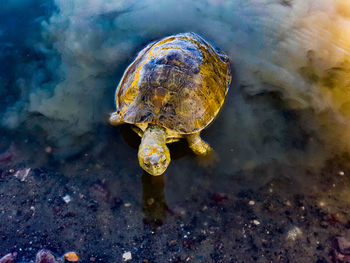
xmin=1 ymin=1 xmax=350 ymax=262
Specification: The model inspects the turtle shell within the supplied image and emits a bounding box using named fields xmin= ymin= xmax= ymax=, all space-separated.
xmin=115 ymin=32 xmax=231 ymax=134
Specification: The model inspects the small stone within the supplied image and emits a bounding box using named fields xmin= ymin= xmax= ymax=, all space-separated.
xmin=8 ymin=169 xmax=14 ymax=174
xmin=338 ymin=171 xmax=345 ymax=176
xmin=168 ymin=240 xmax=177 ymax=246
xmin=63 ymin=252 xmax=79 ymax=262
xmin=45 ymin=146 xmax=52 ymax=153
xmin=36 ymin=249 xmax=57 ymax=263
xmin=89 ymin=257 xmax=96 ymax=262
xmin=267 ymin=205 xmax=274 ymax=212
xmin=14 ymin=168 xmax=31 ymax=181
xmin=122 ymin=252 xmax=132 ymax=261
xmin=146 ymin=198 xmax=155 ymax=206
xmin=331 ymin=236 xmax=350 ymax=262
xmin=171 ymin=205 xmax=186 ymax=216
xmin=124 ymin=203 xmax=131 ymax=207
xmin=0 ymin=252 xmax=16 ymax=263
xmin=334 ymin=236 xmax=350 ymax=255
xmin=248 ymin=200 xmax=255 ymax=206
xmin=63 ymin=195 xmax=72 ymax=204
xmin=252 ymin=220 xmax=260 ymax=225
xmin=90 ymin=184 xmax=110 ymax=202
xmin=320 ymin=221 xmax=328 ymax=228
xmin=286 ymin=226 xmax=302 ymax=241
xmin=285 ymin=201 xmax=291 ymax=207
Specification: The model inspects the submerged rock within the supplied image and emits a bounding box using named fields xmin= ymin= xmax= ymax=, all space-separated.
xmin=13 ymin=168 xmax=31 ymax=182
xmin=286 ymin=226 xmax=303 ymax=242
xmin=122 ymin=252 xmax=132 ymax=262
xmin=63 ymin=252 xmax=79 ymax=262
xmin=36 ymin=249 xmax=58 ymax=263
xmin=0 ymin=252 xmax=16 ymax=263
xmin=331 ymin=236 xmax=350 ymax=263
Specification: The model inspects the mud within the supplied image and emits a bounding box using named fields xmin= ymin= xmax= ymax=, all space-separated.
xmin=1 ymin=124 xmax=350 ymax=263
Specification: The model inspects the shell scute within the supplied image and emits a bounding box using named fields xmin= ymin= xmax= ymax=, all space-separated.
xmin=115 ymin=32 xmax=231 ymax=134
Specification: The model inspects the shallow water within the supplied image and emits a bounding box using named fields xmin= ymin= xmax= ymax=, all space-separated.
xmin=2 ymin=0 xmax=350 ymax=262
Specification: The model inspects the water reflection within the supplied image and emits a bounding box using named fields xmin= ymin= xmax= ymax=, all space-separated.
xmin=142 ymin=173 xmax=168 ymax=227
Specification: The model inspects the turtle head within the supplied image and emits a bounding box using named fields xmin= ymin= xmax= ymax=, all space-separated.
xmin=138 ymin=142 xmax=170 ymax=176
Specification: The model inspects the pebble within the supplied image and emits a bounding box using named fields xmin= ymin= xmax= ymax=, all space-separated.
xmin=248 ymin=200 xmax=255 ymax=206
xmin=0 ymin=252 xmax=16 ymax=263
xmin=45 ymin=146 xmax=52 ymax=153
xmin=286 ymin=226 xmax=302 ymax=241
xmin=267 ymin=205 xmax=274 ymax=212
xmin=252 ymin=220 xmax=260 ymax=226
xmin=35 ymin=249 xmax=57 ymax=263
xmin=63 ymin=252 xmax=79 ymax=262
xmin=14 ymin=168 xmax=31 ymax=182
xmin=334 ymin=236 xmax=350 ymax=254
xmin=171 ymin=205 xmax=186 ymax=216
xmin=168 ymin=240 xmax=177 ymax=246
xmin=124 ymin=203 xmax=131 ymax=207
xmin=63 ymin=195 xmax=72 ymax=204
xmin=146 ymin=198 xmax=155 ymax=206
xmin=338 ymin=171 xmax=345 ymax=176
xmin=320 ymin=221 xmax=328 ymax=228
xmin=122 ymin=252 xmax=132 ymax=261
xmin=331 ymin=236 xmax=350 ymax=262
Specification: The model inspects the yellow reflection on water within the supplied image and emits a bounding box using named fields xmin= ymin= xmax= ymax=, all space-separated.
xmin=142 ymin=173 xmax=168 ymax=226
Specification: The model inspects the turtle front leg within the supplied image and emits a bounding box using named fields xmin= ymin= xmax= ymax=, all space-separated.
xmin=109 ymin=112 xmax=124 ymax=126
xmin=186 ymin=132 xmax=212 ymax=155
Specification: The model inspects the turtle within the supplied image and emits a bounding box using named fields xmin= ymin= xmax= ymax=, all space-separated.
xmin=109 ymin=32 xmax=231 ymax=176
